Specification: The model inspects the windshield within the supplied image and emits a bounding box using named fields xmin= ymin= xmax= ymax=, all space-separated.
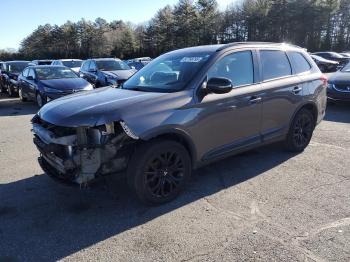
xmin=341 ymin=62 xmax=350 ymax=72
xmin=96 ymin=60 xmax=130 ymax=71
xmin=37 ymin=61 xmax=52 ymax=65
xmin=62 ymin=60 xmax=82 ymax=68
xmin=328 ymin=52 xmax=344 ymax=58
xmin=311 ymin=55 xmax=329 ymax=62
xmin=35 ymin=67 xmax=78 ymax=80
xmin=123 ymin=52 xmax=213 ymax=92
xmin=8 ymin=62 xmax=28 ymax=73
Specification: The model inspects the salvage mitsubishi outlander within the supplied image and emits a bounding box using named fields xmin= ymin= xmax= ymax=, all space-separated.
xmin=32 ymin=42 xmax=327 ymax=204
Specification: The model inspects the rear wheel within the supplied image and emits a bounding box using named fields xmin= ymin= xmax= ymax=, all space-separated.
xmin=127 ymin=140 xmax=192 ymax=205
xmin=285 ymin=109 xmax=315 ymax=152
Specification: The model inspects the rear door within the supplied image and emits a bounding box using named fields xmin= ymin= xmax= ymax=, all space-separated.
xmin=259 ymin=49 xmax=304 ymax=141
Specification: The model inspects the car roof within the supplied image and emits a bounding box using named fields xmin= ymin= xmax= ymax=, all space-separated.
xmin=91 ymin=58 xmax=122 ymax=61
xmin=29 ymin=65 xmax=66 ymax=69
xmin=57 ymin=59 xmax=82 ymax=61
xmin=167 ymin=42 xmax=304 ymax=55
xmin=4 ymin=60 xmax=30 ymax=63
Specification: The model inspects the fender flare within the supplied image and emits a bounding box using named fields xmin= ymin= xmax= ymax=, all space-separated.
xmin=140 ymin=126 xmax=198 ymax=166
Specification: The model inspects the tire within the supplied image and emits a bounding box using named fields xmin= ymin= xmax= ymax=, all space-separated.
xmin=8 ymin=84 xmax=17 ymax=97
xmin=18 ymin=88 xmax=27 ymax=102
xmin=127 ymin=139 xmax=192 ymax=205
xmin=285 ymin=109 xmax=315 ymax=152
xmin=36 ymin=92 xmax=46 ymax=108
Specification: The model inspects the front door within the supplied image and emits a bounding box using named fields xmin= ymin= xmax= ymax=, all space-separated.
xmin=191 ymin=50 xmax=263 ymax=160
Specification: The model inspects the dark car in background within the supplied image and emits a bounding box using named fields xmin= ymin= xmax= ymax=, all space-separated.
xmin=30 ymin=60 xmax=53 ymax=66
xmin=126 ymin=59 xmax=151 ymax=71
xmin=79 ymin=58 xmax=136 ymax=88
xmin=311 ymin=54 xmax=339 ymax=72
xmin=51 ymin=59 xmax=83 ymax=73
xmin=32 ymin=42 xmax=327 ymax=204
xmin=17 ymin=65 xmax=93 ymax=107
xmin=0 ymin=61 xmax=30 ymax=96
xmin=340 ymin=52 xmax=350 ymax=58
xmin=0 ymin=61 xmax=5 ymax=91
xmin=327 ymin=61 xmax=350 ymax=103
xmin=312 ymin=52 xmax=349 ymax=67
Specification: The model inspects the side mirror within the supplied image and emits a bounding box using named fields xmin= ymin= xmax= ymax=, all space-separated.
xmin=207 ymin=77 xmax=233 ymax=94
xmin=27 ymin=76 xmax=34 ymax=81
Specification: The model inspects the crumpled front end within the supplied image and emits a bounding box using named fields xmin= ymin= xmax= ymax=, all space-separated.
xmin=32 ymin=114 xmax=138 ymax=185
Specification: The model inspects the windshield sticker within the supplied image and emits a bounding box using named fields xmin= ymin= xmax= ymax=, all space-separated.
xmin=180 ymin=57 xmax=203 ymax=63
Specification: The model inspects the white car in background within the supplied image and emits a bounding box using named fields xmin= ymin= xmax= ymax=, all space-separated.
xmin=51 ymin=59 xmax=83 ymax=73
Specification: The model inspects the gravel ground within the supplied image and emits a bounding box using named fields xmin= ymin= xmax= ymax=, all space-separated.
xmin=0 ymin=93 xmax=349 ymax=262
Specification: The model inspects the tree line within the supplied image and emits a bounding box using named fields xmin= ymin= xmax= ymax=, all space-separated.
xmin=1 ymin=0 xmax=350 ymax=61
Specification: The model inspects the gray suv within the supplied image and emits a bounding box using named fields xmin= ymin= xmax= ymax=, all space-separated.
xmin=32 ymin=42 xmax=327 ymax=204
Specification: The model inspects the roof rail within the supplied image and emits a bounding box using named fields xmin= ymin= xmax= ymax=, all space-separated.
xmin=217 ymin=42 xmax=304 ymax=51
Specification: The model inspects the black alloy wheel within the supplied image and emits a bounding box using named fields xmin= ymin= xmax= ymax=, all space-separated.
xmin=285 ymin=109 xmax=315 ymax=152
xmin=128 ymin=140 xmax=191 ymax=205
xmin=144 ymin=151 xmax=185 ymax=198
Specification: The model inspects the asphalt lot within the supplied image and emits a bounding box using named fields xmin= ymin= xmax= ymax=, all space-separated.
xmin=0 ymin=92 xmax=349 ymax=262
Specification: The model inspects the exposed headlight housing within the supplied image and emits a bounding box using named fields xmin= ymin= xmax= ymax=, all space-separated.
xmin=120 ymin=121 xmax=139 ymax=140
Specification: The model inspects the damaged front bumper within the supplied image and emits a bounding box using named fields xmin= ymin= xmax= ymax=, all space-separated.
xmin=32 ymin=115 xmax=138 ymax=185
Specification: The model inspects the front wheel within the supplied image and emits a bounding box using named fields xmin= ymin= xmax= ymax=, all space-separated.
xmin=18 ymin=88 xmax=27 ymax=102
xmin=8 ymin=84 xmax=17 ymax=97
xmin=127 ymin=140 xmax=192 ymax=205
xmin=285 ymin=109 xmax=315 ymax=152
xmin=36 ymin=92 xmax=46 ymax=108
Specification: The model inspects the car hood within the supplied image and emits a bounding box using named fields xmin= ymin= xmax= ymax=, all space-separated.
xmin=103 ymin=69 xmax=136 ymax=80
xmin=38 ymin=87 xmax=166 ymax=127
xmin=328 ymin=71 xmax=350 ymax=84
xmin=40 ymin=78 xmax=90 ymax=90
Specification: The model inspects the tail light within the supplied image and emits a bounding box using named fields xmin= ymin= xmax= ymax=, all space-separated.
xmin=320 ymin=74 xmax=328 ymax=86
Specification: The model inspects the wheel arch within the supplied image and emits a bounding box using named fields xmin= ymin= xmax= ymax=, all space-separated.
xmin=291 ymin=102 xmax=318 ymax=127
xmin=141 ymin=128 xmax=197 ymax=168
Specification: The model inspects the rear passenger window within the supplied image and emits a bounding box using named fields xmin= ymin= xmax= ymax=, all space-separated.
xmin=289 ymin=52 xmax=311 ymax=74
xmin=208 ymin=51 xmax=254 ymax=87
xmin=260 ymin=50 xmax=291 ymax=80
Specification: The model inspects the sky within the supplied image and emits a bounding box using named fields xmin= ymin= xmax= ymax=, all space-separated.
xmin=0 ymin=0 xmax=234 ymax=50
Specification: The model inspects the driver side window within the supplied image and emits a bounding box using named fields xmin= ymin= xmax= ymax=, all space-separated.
xmin=207 ymin=51 xmax=254 ymax=87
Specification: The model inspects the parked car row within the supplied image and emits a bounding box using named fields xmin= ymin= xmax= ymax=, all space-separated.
xmin=1 ymin=49 xmax=349 ymax=108
xmin=0 ymin=57 xmax=141 ymax=107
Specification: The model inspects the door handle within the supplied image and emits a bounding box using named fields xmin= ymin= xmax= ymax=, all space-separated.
xmin=292 ymin=86 xmax=302 ymax=94
xmin=249 ymin=96 xmax=262 ymax=104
